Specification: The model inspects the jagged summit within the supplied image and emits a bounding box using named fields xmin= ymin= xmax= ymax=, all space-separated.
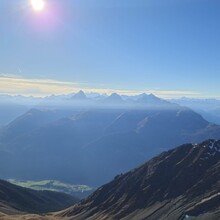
xmin=136 ymin=93 xmax=172 ymax=107
xmin=71 ymin=90 xmax=87 ymax=100
xmin=102 ymin=93 xmax=124 ymax=104
xmin=58 ymin=139 xmax=220 ymax=220
xmin=138 ymin=92 xmax=159 ymax=100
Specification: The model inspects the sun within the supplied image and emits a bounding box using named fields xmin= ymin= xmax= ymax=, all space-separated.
xmin=31 ymin=0 xmax=45 ymax=11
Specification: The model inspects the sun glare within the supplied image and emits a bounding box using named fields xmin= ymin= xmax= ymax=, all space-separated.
xmin=31 ymin=0 xmax=45 ymax=11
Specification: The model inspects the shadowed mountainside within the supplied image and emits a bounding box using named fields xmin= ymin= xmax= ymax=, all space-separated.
xmin=0 ymin=179 xmax=78 ymax=215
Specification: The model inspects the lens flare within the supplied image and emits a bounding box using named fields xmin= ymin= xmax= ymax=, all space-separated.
xmin=31 ymin=0 xmax=45 ymax=11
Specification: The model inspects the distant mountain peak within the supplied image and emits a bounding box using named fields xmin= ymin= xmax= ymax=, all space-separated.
xmin=71 ymin=90 xmax=87 ymax=100
xmin=137 ymin=93 xmax=162 ymax=104
xmin=109 ymin=92 xmax=121 ymax=98
xmin=103 ymin=93 xmax=123 ymax=103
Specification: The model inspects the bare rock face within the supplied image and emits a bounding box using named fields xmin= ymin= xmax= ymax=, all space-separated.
xmin=58 ymin=139 xmax=220 ymax=220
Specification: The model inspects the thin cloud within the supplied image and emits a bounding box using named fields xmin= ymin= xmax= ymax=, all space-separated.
xmin=0 ymin=74 xmax=82 ymax=96
xmin=0 ymin=74 xmax=199 ymax=98
xmin=0 ymin=73 xmax=23 ymax=78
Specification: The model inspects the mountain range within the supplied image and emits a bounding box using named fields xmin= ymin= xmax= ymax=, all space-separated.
xmin=1 ymin=91 xmax=220 ymax=126
xmin=0 ymin=92 xmax=220 ymax=187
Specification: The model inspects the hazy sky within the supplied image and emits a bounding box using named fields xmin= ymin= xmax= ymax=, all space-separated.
xmin=1 ymin=0 xmax=220 ymax=98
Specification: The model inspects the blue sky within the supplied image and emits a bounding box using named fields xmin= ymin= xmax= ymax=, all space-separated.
xmin=0 ymin=0 xmax=220 ymax=98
